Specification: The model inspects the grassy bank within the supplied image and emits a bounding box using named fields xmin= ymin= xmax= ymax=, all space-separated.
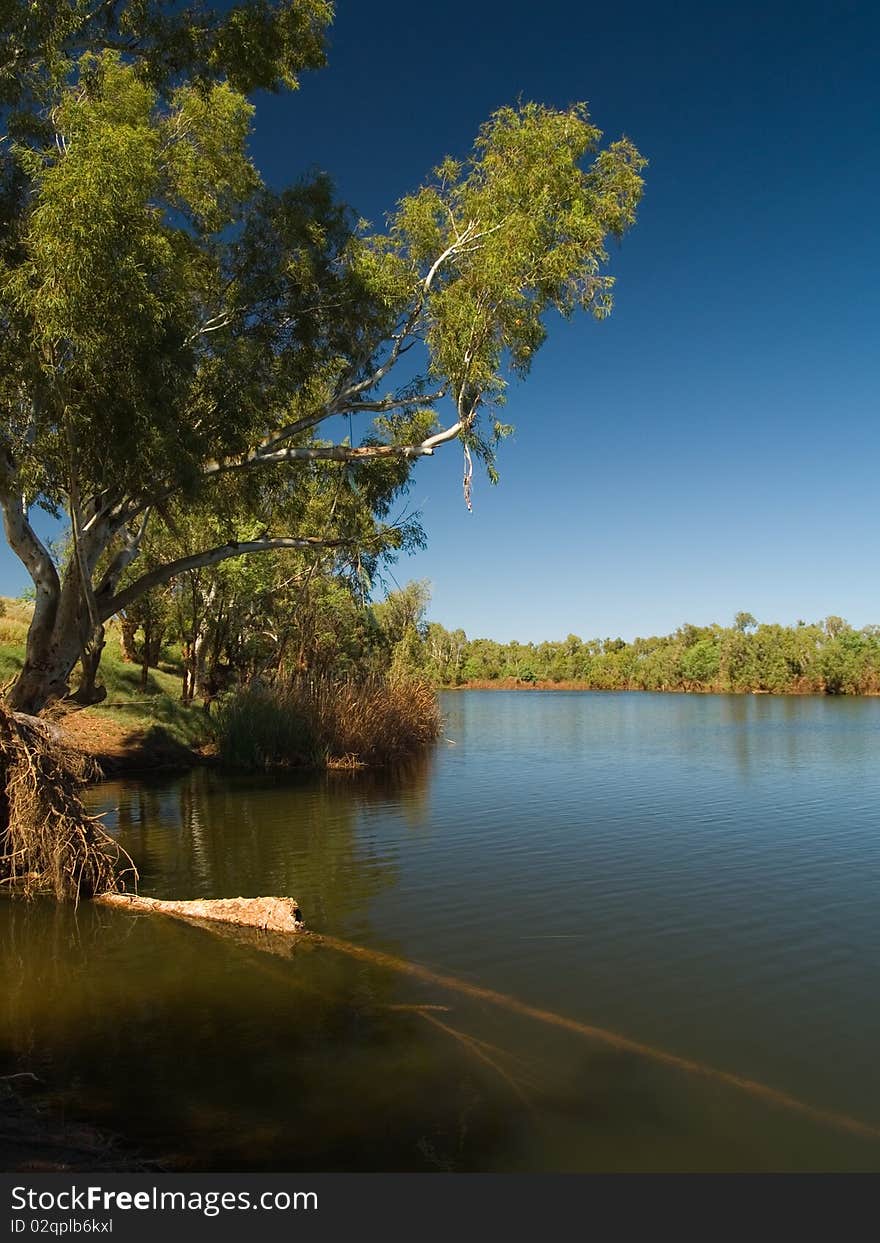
xmin=1 ymin=598 xmax=211 ymax=770
xmin=1 ymin=599 xmax=442 ymax=775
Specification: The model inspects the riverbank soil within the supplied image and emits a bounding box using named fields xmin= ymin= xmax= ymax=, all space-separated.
xmin=57 ymin=710 xmax=209 ymax=775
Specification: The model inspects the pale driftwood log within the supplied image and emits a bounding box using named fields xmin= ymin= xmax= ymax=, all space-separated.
xmin=96 ymin=893 xmax=305 ymax=934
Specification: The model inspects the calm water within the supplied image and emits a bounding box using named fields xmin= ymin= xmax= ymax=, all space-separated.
xmin=3 ymin=692 xmax=880 ymax=1171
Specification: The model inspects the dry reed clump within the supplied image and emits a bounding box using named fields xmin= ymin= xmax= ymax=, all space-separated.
xmin=213 ymin=676 xmax=442 ymax=771
xmin=0 ymin=704 xmax=135 ymax=901
xmin=311 ymin=676 xmax=441 ymax=767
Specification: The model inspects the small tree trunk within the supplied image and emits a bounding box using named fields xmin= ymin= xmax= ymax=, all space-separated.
xmin=147 ymin=625 xmax=164 ymax=669
xmin=192 ymin=626 xmax=209 ymax=702
xmin=120 ymin=616 xmax=139 ymax=662
xmin=71 ymin=625 xmax=107 ymax=706
xmin=140 ymin=616 xmax=152 ymax=691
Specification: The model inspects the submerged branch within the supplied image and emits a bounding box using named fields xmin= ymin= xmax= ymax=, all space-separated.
xmin=97 ymin=893 xmax=880 ymax=1144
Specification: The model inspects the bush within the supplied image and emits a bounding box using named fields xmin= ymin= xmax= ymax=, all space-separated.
xmin=213 ymin=675 xmax=442 ymax=771
xmin=212 ymin=688 xmax=321 ymax=771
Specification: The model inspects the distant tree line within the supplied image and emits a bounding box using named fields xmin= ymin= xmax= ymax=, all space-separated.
xmin=391 ymin=607 xmax=880 ymax=695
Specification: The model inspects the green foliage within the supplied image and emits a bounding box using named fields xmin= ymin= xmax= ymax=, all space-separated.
xmin=423 ymin=622 xmax=467 ymax=685
xmin=373 ymin=580 xmax=431 ymax=646
xmin=415 ymin=611 xmax=880 ymax=695
xmin=734 ymin=611 xmax=758 ymax=634
xmin=819 ymin=630 xmax=879 ymax=695
xmin=3 ymin=50 xmax=261 ymax=502
xmin=680 ymin=638 xmax=721 ymax=686
xmin=389 ymin=624 xmax=426 ymax=682
xmin=1 ymin=1 xmax=646 ymax=716
xmin=393 ymin=102 xmax=646 ymax=472
xmin=0 ymin=1 xmax=332 ymax=108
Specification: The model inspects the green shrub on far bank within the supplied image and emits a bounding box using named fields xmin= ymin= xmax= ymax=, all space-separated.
xmin=213 ymin=677 xmax=442 ymax=772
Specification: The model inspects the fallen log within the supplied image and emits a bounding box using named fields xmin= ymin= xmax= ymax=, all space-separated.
xmin=95 ymin=892 xmax=305 ymax=934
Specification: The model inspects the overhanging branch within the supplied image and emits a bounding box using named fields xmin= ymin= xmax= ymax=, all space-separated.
xmin=203 ymin=420 xmax=465 ymax=479
xmin=103 ymin=535 xmax=355 ymax=620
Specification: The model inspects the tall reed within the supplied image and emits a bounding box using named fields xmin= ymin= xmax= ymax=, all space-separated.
xmin=213 ymin=675 xmax=441 ymax=771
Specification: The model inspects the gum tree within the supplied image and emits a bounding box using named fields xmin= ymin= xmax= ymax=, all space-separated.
xmin=0 ymin=0 xmax=645 ymax=713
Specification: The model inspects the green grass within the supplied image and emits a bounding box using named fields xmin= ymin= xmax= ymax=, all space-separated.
xmin=0 ymin=603 xmax=207 ymax=750
xmin=76 ymin=637 xmax=207 ymax=749
xmin=0 ymin=644 xmax=24 ymax=689
xmin=0 ymin=598 xmax=32 ymax=692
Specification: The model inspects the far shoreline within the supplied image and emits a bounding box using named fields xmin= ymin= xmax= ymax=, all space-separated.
xmin=443 ymin=679 xmax=880 ymax=696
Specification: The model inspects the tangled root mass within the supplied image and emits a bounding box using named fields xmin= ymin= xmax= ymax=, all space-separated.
xmin=0 ymin=705 xmax=134 ymax=901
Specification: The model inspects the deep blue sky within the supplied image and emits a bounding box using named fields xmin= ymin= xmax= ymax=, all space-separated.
xmin=2 ymin=0 xmax=878 ymax=642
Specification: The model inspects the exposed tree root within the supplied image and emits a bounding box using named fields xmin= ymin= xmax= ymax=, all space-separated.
xmin=0 ymin=704 xmax=134 ymax=900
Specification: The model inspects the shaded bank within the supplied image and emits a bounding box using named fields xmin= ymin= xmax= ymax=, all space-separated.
xmin=58 ymin=711 xmax=211 ymax=776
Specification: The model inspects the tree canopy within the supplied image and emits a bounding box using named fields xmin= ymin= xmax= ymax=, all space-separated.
xmin=0 ymin=0 xmax=645 ymax=712
xmin=408 ymin=612 xmax=880 ymax=695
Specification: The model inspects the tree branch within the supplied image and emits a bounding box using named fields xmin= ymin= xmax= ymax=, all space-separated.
xmin=103 ymin=536 xmax=354 ymax=620
xmin=0 ymin=442 xmax=61 ymax=642
xmin=340 ymin=386 xmax=447 ymax=416
xmin=202 ymin=425 xmax=464 ymax=478
xmin=93 ymin=508 xmax=153 ymax=601
xmin=252 ymin=384 xmax=448 ymax=454
xmin=66 ymin=423 xmax=102 ymax=636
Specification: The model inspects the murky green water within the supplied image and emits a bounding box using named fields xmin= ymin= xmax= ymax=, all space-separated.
xmin=3 ymin=692 xmax=880 ymax=1170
